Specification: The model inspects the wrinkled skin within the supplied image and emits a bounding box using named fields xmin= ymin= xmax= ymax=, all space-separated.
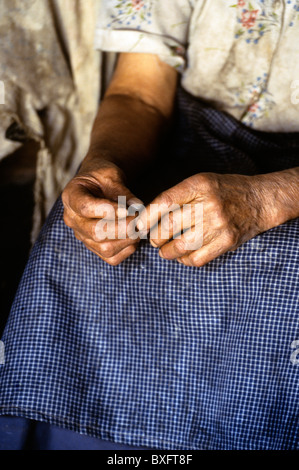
xmin=138 ymin=172 xmax=272 ymax=267
xmin=62 ymin=162 xmax=143 ymax=266
xmin=62 ymin=163 xmax=281 ymax=267
xmin=62 ymin=54 xmax=299 ymax=267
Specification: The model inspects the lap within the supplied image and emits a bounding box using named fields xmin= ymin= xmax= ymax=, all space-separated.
xmin=0 ymin=197 xmax=298 ymax=449
xmin=1 ymin=88 xmax=299 ymax=449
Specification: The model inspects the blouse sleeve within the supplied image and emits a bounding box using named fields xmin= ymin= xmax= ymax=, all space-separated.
xmin=95 ymin=0 xmax=193 ymax=71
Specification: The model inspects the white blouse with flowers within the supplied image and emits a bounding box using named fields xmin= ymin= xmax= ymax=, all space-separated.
xmin=95 ymin=0 xmax=299 ymax=132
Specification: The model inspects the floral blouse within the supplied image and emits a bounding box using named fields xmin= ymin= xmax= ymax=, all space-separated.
xmin=95 ymin=0 xmax=299 ymax=132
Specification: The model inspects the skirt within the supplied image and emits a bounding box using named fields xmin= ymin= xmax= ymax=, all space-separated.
xmin=0 ymin=87 xmax=298 ymax=450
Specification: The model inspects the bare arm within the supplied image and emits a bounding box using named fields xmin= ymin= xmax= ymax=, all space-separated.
xmin=83 ymin=52 xmax=178 ymax=176
xmin=62 ymin=53 xmax=178 ymax=265
xmin=63 ymin=52 xmax=299 ymax=268
xmin=254 ymin=167 xmax=299 ymax=228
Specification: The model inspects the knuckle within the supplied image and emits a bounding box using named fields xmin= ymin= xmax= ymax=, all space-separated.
xmin=99 ymin=242 xmax=115 ymax=258
xmin=61 ymin=188 xmax=70 ymax=207
xmin=193 ymin=173 xmax=213 ymax=193
xmin=188 ymin=256 xmax=199 ymax=267
xmin=190 ymin=251 xmax=211 ymax=267
xmin=159 ymin=191 xmax=174 ymax=208
xmin=93 ymin=222 xmax=104 ymax=242
xmin=105 ymin=245 xmax=136 ymax=266
xmin=215 ymin=215 xmax=227 ymax=231
xmin=225 ymin=229 xmax=238 ymax=246
xmin=184 ymin=231 xmax=203 ymax=251
xmin=210 ymin=206 xmax=227 ymax=230
xmin=63 ymin=211 xmax=72 ymax=228
xmin=105 ymin=258 xmax=120 ymax=266
xmin=173 ymin=238 xmax=187 ymax=255
xmin=79 ymin=202 xmax=90 ymax=218
xmin=161 ymin=211 xmax=175 ymax=234
xmin=189 ymin=249 xmax=201 ymax=263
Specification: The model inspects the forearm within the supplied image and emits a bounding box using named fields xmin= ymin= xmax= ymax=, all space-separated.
xmin=82 ymin=93 xmax=168 ymax=178
xmin=254 ymin=167 xmax=299 ymax=229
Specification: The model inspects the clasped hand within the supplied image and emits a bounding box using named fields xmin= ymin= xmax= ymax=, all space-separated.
xmin=63 ymin=164 xmax=269 ymax=267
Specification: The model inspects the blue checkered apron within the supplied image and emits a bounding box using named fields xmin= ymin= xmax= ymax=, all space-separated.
xmin=0 ymin=88 xmax=298 ymax=450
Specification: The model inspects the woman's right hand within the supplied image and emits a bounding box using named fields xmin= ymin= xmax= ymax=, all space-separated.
xmin=62 ymin=159 xmax=144 ymax=265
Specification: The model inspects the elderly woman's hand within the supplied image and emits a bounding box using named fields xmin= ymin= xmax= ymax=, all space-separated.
xmin=138 ymin=172 xmax=275 ymax=267
xmin=62 ymin=159 xmax=142 ymax=266
xmin=62 ymin=52 xmax=178 ymax=266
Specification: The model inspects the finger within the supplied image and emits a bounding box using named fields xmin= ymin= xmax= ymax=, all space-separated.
xmin=76 ymin=235 xmax=138 ymax=266
xmin=63 ymin=182 xmax=120 ymax=220
xmin=63 ymin=179 xmax=143 ymax=220
xmin=178 ymin=232 xmax=236 ymax=267
xmin=75 ymin=229 xmax=139 ymax=258
xmin=65 ymin=207 xmax=141 ymax=242
xmin=150 ymin=203 xmax=203 ymax=248
xmin=100 ymin=244 xmax=138 ymax=266
xmin=100 ymin=181 xmax=142 ymax=212
xmin=92 ymin=178 xmax=144 ymax=219
xmin=159 ymin=223 xmax=204 ymax=260
xmin=137 ymin=179 xmax=197 ymax=232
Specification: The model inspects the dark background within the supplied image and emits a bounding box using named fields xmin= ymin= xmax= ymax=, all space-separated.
xmin=0 ymin=142 xmax=38 ymax=335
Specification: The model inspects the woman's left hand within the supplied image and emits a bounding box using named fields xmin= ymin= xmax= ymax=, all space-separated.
xmin=137 ymin=173 xmax=274 ymax=267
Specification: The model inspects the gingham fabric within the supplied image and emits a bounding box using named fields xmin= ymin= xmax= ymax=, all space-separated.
xmin=0 ymin=88 xmax=298 ymax=450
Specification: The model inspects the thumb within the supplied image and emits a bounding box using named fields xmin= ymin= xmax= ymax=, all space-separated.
xmin=136 ymin=179 xmax=194 ymax=231
xmin=97 ymin=180 xmax=144 ymax=218
xmin=63 ymin=174 xmax=144 ymax=220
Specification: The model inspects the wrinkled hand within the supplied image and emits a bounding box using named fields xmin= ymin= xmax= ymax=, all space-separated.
xmin=138 ymin=173 xmax=270 ymax=267
xmin=62 ymin=161 xmax=143 ymax=265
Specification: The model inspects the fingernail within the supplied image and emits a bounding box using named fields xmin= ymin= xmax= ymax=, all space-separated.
xmin=127 ymin=199 xmax=144 ymax=217
xmin=130 ymin=204 xmax=144 ymax=212
xmin=159 ymin=250 xmax=165 ymax=259
xmin=127 ymin=198 xmax=144 ymax=207
xmin=127 ymin=202 xmax=145 ymax=217
xmin=150 ymin=240 xmax=158 ymax=248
